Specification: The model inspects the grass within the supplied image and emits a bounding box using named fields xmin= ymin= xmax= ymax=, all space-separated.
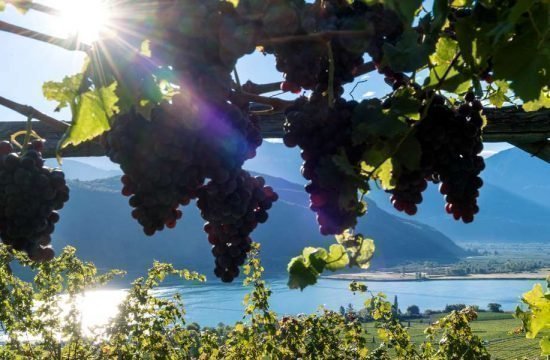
xmin=363 ymin=312 xmax=549 ymax=359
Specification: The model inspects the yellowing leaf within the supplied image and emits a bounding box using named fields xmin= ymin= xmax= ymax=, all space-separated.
xmin=519 ymin=283 xmax=550 ymax=339
xmin=60 ymin=82 xmax=119 ymax=149
xmin=140 ymin=40 xmax=152 ymax=58
xmin=325 ymin=244 xmax=349 ymax=271
xmin=523 ymin=87 xmax=550 ymax=112
xmin=541 ymin=337 xmax=550 ymax=356
xmin=356 ymin=238 xmax=375 ymax=269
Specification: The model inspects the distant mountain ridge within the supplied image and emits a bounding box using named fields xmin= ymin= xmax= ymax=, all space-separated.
xmin=246 ymin=144 xmax=550 ymax=244
xmin=50 ymin=173 xmax=465 ymax=278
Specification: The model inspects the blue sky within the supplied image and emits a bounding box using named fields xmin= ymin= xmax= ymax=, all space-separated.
xmin=0 ymin=1 xmax=512 ymax=165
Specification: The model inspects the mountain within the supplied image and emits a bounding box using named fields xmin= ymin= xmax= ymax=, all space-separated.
xmin=482 ymin=148 xmax=550 ymax=208
xmin=244 ymin=141 xmax=305 ymax=185
xmin=243 ymin=143 xmax=550 ymax=244
xmin=369 ymin=182 xmax=550 ymax=243
xmin=45 ymin=159 xmax=121 ymax=181
xmin=51 ymin=174 xmax=465 ymax=278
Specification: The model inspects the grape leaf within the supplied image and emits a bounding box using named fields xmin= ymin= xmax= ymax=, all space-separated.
xmin=388 ymin=87 xmax=421 ymax=121
xmin=432 ymin=0 xmax=450 ymax=32
xmin=424 ymin=37 xmax=472 ymax=93
xmin=43 ymin=74 xmax=84 ymax=111
xmin=523 ymin=87 xmax=550 ymax=112
xmin=488 ymin=81 xmax=510 ymax=108
xmin=382 ymin=28 xmax=436 ymax=73
xmin=493 ymin=28 xmax=550 ymax=102
xmin=383 ymin=0 xmax=422 ymax=25
xmin=302 ymin=247 xmax=328 ymax=274
xmin=59 ymin=82 xmax=119 ymax=149
xmin=516 ymin=283 xmax=550 ymax=339
xmin=541 ymin=337 xmax=550 ymax=356
xmin=355 ymin=238 xmax=375 ymax=269
xmin=325 ymin=244 xmax=349 ymax=271
xmin=352 ymin=99 xmax=408 ymax=144
xmin=451 ymin=0 xmax=472 ymax=6
xmin=287 ymin=256 xmax=319 ymax=290
xmin=287 ymin=243 xmax=353 ymax=290
xmin=394 ymin=135 xmax=421 ymax=170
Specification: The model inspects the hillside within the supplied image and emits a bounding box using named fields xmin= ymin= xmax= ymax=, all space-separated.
xmin=51 ymin=175 xmax=465 ymax=278
xmin=244 ymin=143 xmax=550 ymax=244
xmin=44 ymin=159 xmax=121 ymax=181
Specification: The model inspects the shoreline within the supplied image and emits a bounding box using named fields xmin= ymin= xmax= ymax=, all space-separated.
xmin=323 ymin=269 xmax=550 ymax=282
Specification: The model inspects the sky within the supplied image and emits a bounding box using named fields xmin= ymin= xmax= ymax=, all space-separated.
xmin=0 ymin=0 xmax=512 ymax=168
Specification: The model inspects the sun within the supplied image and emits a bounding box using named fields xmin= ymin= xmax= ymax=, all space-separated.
xmin=55 ymin=0 xmax=112 ymax=44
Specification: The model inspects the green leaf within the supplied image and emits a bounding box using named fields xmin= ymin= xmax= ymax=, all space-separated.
xmin=371 ymin=159 xmax=395 ymax=190
xmin=325 ymin=244 xmax=349 ymax=271
xmin=352 ymin=99 xmax=408 ymax=144
xmin=523 ymin=87 xmax=550 ymax=112
xmin=541 ymin=337 xmax=550 ymax=356
xmin=388 ymin=87 xmax=421 ymax=121
xmin=60 ymin=82 xmax=119 ymax=149
xmin=383 ymin=0 xmax=422 ymax=25
xmin=287 ymin=256 xmax=320 ymax=290
xmin=488 ymin=81 xmax=510 ymax=108
xmin=394 ymin=135 xmax=421 ymax=170
xmin=432 ymin=0 xmax=450 ymax=32
xmin=425 ymin=37 xmax=472 ymax=93
xmin=382 ymin=28 xmax=436 ymax=73
xmin=451 ymin=0 xmax=472 ymax=6
xmin=43 ymin=74 xmax=84 ymax=111
xmin=493 ymin=29 xmax=550 ymax=102
xmin=302 ymin=247 xmax=327 ymax=274
xmin=356 ymin=238 xmax=375 ymax=269
xmin=518 ymin=283 xmax=550 ymax=339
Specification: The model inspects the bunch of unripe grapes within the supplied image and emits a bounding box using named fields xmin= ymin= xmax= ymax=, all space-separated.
xmin=284 ymin=94 xmax=364 ymax=235
xmin=388 ymin=93 xmax=485 ymax=223
xmin=198 ymin=171 xmax=278 ymax=282
xmin=0 ymin=140 xmax=69 ymax=261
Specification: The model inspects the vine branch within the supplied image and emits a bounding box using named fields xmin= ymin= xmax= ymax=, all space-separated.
xmin=242 ymin=61 xmax=377 ymax=95
xmin=0 ymin=95 xmax=69 ymax=131
xmin=0 ymin=20 xmax=90 ymax=52
xmin=257 ymin=30 xmax=372 ymax=46
xmin=5 ymin=0 xmax=61 ymax=16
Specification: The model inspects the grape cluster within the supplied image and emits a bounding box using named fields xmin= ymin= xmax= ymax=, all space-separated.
xmin=103 ymin=108 xmax=204 ymax=235
xmin=152 ymin=0 xmax=257 ymax=102
xmin=389 ymin=170 xmax=427 ymax=216
xmin=0 ymin=140 xmax=69 ymax=261
xmin=388 ymin=93 xmax=485 ymax=223
xmin=261 ymin=0 xmax=403 ymax=92
xmin=198 ymin=171 xmax=278 ymax=282
xmin=284 ymin=94 xmax=364 ymax=235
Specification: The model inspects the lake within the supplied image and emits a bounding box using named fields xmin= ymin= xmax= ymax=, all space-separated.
xmin=73 ymin=277 xmax=540 ymax=329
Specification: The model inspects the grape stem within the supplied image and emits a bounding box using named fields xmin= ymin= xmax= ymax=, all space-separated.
xmin=0 ymin=95 xmax=69 ymax=131
xmin=0 ymin=20 xmax=90 ymax=52
xmin=229 ymin=92 xmax=293 ymax=113
xmin=326 ymin=42 xmax=335 ymax=109
xmin=257 ymin=30 xmax=372 ymax=46
xmin=21 ymin=115 xmax=33 ymax=155
xmin=240 ymin=62 xmax=376 ymax=95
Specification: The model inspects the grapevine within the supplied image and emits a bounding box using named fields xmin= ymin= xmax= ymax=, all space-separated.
xmin=0 ymin=140 xmax=69 ymax=262
xmin=0 ymin=0 xmax=546 ymax=288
